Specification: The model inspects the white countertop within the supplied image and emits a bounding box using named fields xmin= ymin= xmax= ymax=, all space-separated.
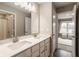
xmin=0 ymin=34 xmax=51 ymax=57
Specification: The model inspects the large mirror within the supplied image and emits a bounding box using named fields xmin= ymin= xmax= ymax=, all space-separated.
xmin=0 ymin=2 xmax=39 ymax=40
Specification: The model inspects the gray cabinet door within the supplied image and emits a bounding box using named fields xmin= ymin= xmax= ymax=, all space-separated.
xmin=45 ymin=38 xmax=50 ymax=57
xmin=45 ymin=43 xmax=50 ymax=57
xmin=25 ymin=48 xmax=31 ymax=57
xmin=32 ymin=44 xmax=40 ymax=57
xmin=14 ymin=48 xmax=31 ymax=57
xmin=14 ymin=51 xmax=26 ymax=57
xmin=32 ymin=51 xmax=40 ymax=57
xmin=40 ymin=46 xmax=45 ymax=57
xmin=40 ymin=41 xmax=45 ymax=57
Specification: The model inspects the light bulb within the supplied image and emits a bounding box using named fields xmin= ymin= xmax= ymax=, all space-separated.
xmin=31 ymin=5 xmax=36 ymax=12
xmin=53 ymin=15 xmax=56 ymax=19
xmin=28 ymin=3 xmax=32 ymax=9
xmin=14 ymin=2 xmax=20 ymax=5
xmin=20 ymin=3 xmax=25 ymax=8
xmin=14 ymin=2 xmax=36 ymax=12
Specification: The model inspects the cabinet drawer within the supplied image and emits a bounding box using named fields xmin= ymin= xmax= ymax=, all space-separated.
xmin=14 ymin=48 xmax=31 ymax=57
xmin=25 ymin=48 xmax=31 ymax=57
xmin=40 ymin=46 xmax=45 ymax=57
xmin=45 ymin=43 xmax=50 ymax=57
xmin=32 ymin=51 xmax=39 ymax=57
xmin=47 ymin=43 xmax=50 ymax=53
xmin=26 ymin=55 xmax=31 ymax=57
xmin=14 ymin=51 xmax=26 ymax=57
xmin=45 ymin=38 xmax=50 ymax=44
xmin=32 ymin=44 xmax=39 ymax=52
xmin=45 ymin=43 xmax=50 ymax=52
xmin=40 ymin=41 xmax=44 ymax=47
xmin=40 ymin=52 xmax=45 ymax=57
xmin=45 ymin=42 xmax=50 ymax=48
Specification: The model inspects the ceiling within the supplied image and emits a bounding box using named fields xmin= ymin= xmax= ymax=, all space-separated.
xmin=0 ymin=2 xmax=31 ymax=14
xmin=0 ymin=2 xmax=75 ymax=13
xmin=37 ymin=2 xmax=75 ymax=8
xmin=54 ymin=2 xmax=74 ymax=8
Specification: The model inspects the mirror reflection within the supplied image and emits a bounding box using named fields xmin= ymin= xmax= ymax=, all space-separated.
xmin=0 ymin=10 xmax=31 ymax=40
xmin=0 ymin=11 xmax=15 ymax=40
xmin=0 ymin=2 xmax=37 ymax=40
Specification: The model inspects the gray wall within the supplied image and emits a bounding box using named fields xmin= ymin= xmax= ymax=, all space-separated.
xmin=31 ymin=3 xmax=40 ymax=34
xmin=39 ymin=3 xmax=56 ymax=56
xmin=51 ymin=3 xmax=58 ymax=56
xmin=0 ymin=3 xmax=30 ymax=36
xmin=39 ymin=2 xmax=52 ymax=35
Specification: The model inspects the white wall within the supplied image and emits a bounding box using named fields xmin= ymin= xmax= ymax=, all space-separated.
xmin=0 ymin=3 xmax=30 ymax=36
xmin=39 ymin=3 xmax=52 ymax=35
xmin=39 ymin=3 xmax=57 ymax=56
xmin=52 ymin=4 xmax=58 ymax=55
xmin=31 ymin=4 xmax=40 ymax=34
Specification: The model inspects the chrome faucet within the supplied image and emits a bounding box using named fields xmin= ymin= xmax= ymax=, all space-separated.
xmin=12 ymin=36 xmax=19 ymax=43
xmin=32 ymin=33 xmax=38 ymax=37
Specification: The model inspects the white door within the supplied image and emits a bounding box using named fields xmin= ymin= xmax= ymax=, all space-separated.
xmin=51 ymin=8 xmax=58 ymax=56
xmin=2 ymin=19 xmax=8 ymax=39
xmin=0 ymin=19 xmax=8 ymax=40
xmin=25 ymin=17 xmax=31 ymax=35
xmin=72 ymin=4 xmax=77 ymax=57
xmin=0 ymin=19 xmax=3 ymax=40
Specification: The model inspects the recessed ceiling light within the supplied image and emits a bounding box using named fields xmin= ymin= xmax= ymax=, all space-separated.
xmin=53 ymin=15 xmax=56 ymax=19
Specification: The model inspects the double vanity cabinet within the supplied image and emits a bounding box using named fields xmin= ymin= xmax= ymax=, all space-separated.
xmin=13 ymin=38 xmax=50 ymax=57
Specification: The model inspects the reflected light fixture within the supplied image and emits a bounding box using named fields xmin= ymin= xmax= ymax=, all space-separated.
xmin=14 ymin=2 xmax=36 ymax=12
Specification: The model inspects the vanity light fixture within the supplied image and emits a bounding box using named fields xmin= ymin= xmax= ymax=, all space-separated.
xmin=14 ymin=2 xmax=20 ymax=5
xmin=14 ymin=2 xmax=36 ymax=12
xmin=31 ymin=4 xmax=36 ymax=12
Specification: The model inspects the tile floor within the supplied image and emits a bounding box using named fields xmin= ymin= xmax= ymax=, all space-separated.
xmin=54 ymin=49 xmax=72 ymax=57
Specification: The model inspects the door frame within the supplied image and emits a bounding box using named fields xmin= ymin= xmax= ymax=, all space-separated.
xmin=0 ymin=9 xmax=16 ymax=38
xmin=72 ymin=3 xmax=77 ymax=57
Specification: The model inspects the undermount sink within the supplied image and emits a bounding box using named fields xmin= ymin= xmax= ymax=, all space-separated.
xmin=8 ymin=41 xmax=32 ymax=50
xmin=34 ymin=36 xmax=41 ymax=39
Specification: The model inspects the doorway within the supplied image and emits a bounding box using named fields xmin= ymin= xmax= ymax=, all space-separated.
xmin=57 ymin=19 xmax=74 ymax=52
xmin=54 ymin=18 xmax=74 ymax=57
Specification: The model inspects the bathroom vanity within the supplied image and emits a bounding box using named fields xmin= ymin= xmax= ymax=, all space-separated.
xmin=0 ymin=3 xmax=52 ymax=57
xmin=0 ymin=34 xmax=51 ymax=57
xmin=14 ymin=37 xmax=50 ymax=57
